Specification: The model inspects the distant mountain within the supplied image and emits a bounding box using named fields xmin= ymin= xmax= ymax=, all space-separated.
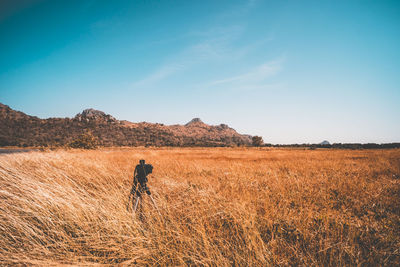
xmin=0 ymin=103 xmax=252 ymax=147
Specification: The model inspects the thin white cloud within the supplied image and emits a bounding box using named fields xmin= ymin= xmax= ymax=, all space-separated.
xmin=131 ymin=25 xmax=247 ymax=89
xmin=206 ymin=57 xmax=285 ymax=90
xmin=130 ymin=1 xmax=270 ymax=90
xmin=131 ymin=64 xmax=184 ymax=88
xmin=131 ymin=37 xmax=280 ymax=90
xmin=184 ymin=25 xmax=247 ymax=62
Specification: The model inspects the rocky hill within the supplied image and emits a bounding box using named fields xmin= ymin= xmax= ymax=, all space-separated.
xmin=0 ymin=103 xmax=252 ymax=147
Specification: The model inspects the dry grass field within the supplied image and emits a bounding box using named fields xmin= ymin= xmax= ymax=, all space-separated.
xmin=0 ymin=148 xmax=399 ymax=266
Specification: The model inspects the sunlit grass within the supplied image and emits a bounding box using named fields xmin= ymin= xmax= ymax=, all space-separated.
xmin=0 ymin=148 xmax=399 ymax=265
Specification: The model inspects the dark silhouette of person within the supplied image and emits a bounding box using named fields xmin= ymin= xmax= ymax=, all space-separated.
xmin=132 ymin=159 xmax=152 ymax=196
xmin=127 ymin=159 xmax=160 ymax=217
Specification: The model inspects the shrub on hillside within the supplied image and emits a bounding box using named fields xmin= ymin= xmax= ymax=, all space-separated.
xmin=252 ymin=136 xmax=264 ymax=147
xmin=68 ymin=131 xmax=98 ymax=149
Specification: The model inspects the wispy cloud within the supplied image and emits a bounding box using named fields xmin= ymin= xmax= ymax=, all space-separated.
xmin=209 ymin=58 xmax=284 ymax=86
xmin=203 ymin=57 xmax=285 ymax=91
xmin=130 ymin=0 xmax=273 ymax=90
xmin=131 ymin=25 xmax=247 ymax=89
xmin=131 ymin=36 xmax=280 ymax=90
xmin=131 ymin=64 xmax=184 ymax=88
xmin=186 ymin=25 xmax=273 ymax=62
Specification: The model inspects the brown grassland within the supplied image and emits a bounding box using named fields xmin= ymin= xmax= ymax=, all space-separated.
xmin=0 ymin=148 xmax=399 ymax=266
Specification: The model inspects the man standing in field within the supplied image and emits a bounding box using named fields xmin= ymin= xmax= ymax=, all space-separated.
xmin=127 ymin=160 xmax=160 ymax=217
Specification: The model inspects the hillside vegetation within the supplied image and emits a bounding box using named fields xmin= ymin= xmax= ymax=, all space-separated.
xmin=0 ymin=103 xmax=251 ymax=147
xmin=0 ymin=148 xmax=399 ymax=265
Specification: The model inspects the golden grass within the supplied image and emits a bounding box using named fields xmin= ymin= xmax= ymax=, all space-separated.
xmin=0 ymin=148 xmax=399 ymax=265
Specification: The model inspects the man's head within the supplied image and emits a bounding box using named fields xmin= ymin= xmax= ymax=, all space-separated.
xmin=139 ymin=159 xmax=145 ymax=165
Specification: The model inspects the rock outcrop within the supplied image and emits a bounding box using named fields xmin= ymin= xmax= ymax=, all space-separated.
xmin=75 ymin=108 xmax=117 ymax=123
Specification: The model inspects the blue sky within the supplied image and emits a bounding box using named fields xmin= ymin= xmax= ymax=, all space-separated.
xmin=0 ymin=0 xmax=399 ymax=144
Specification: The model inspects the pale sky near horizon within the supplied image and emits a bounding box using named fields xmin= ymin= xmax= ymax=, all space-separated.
xmin=0 ymin=0 xmax=399 ymax=144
